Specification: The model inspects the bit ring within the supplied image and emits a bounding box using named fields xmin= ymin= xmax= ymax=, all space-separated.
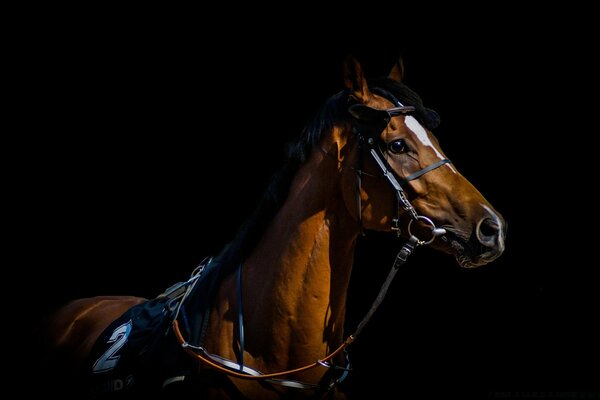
xmin=407 ymin=216 xmax=441 ymax=245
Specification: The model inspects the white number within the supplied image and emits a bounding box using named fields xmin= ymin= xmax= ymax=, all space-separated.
xmin=92 ymin=320 xmax=132 ymax=373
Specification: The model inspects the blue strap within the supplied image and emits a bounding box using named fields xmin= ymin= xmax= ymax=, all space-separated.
xmin=237 ymin=262 xmax=245 ymax=371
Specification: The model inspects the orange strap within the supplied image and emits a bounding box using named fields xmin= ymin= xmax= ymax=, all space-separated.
xmin=172 ymin=320 xmax=353 ymax=380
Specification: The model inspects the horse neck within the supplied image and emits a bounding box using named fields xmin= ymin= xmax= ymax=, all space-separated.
xmin=207 ymin=138 xmax=360 ymax=373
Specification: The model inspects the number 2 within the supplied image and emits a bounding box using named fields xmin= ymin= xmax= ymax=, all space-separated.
xmin=92 ymin=320 xmax=133 ymax=373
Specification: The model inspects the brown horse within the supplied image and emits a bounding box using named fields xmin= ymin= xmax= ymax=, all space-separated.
xmin=40 ymin=56 xmax=506 ymax=399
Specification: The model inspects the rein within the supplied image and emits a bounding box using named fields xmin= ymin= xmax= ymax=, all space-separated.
xmin=170 ymin=90 xmax=451 ymax=392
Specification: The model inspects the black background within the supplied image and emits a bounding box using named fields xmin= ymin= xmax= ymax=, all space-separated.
xmin=12 ymin=7 xmax=598 ymax=399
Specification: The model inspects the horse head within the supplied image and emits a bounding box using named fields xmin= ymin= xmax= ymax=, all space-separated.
xmin=335 ymin=56 xmax=506 ymax=268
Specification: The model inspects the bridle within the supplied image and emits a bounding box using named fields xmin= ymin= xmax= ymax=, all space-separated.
xmin=169 ymin=88 xmax=452 ymax=393
xmin=349 ymin=86 xmax=451 ymax=242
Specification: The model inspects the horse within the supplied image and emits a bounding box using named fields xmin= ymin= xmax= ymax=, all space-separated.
xmin=39 ymin=56 xmax=506 ymax=399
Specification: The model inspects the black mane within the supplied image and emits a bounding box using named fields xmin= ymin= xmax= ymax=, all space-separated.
xmin=208 ymin=89 xmax=351 ymax=274
xmin=210 ymin=77 xmax=437 ymax=274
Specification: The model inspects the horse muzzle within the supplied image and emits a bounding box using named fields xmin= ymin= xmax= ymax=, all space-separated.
xmin=441 ymin=208 xmax=506 ymax=268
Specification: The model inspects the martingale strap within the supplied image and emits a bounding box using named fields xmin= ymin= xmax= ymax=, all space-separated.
xmin=171 ymin=236 xmax=423 ymax=391
xmin=172 ymin=262 xmax=352 ymax=391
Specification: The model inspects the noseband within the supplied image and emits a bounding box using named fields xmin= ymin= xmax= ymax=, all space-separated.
xmin=349 ymin=87 xmax=451 ymax=243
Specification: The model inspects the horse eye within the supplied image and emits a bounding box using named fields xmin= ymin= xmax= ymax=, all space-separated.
xmin=387 ymin=139 xmax=407 ymax=154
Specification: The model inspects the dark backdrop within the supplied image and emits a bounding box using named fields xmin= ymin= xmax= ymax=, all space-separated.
xmin=13 ymin=9 xmax=597 ymax=399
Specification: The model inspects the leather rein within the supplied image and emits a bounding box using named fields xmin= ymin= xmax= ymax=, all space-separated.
xmin=170 ymin=89 xmax=452 ymax=391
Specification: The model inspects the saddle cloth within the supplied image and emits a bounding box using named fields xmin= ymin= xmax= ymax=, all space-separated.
xmin=86 ymin=258 xmax=224 ymax=397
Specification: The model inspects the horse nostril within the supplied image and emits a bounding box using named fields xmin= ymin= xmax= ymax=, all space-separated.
xmin=477 ymin=218 xmax=501 ymax=248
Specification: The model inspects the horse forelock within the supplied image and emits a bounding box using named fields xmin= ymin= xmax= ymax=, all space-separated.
xmin=368 ymin=77 xmax=440 ymax=130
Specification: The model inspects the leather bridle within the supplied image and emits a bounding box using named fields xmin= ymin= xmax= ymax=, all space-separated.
xmin=349 ymin=87 xmax=451 ymax=241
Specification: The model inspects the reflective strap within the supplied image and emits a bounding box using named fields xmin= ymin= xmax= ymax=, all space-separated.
xmin=160 ymin=372 xmax=320 ymax=392
xmin=265 ymin=378 xmax=321 ymax=390
xmin=203 ymin=352 xmax=264 ymax=376
xmin=162 ymin=375 xmax=185 ymax=389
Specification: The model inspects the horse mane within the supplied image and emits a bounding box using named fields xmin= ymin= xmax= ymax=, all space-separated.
xmin=209 ymin=90 xmax=351 ymax=275
xmin=210 ymin=78 xmax=438 ymax=275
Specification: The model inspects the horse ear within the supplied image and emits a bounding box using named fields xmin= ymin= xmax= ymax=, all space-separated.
xmin=343 ymin=55 xmax=371 ymax=102
xmin=389 ymin=57 xmax=404 ymax=82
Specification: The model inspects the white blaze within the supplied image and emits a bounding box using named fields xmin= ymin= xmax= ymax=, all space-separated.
xmin=405 ymin=116 xmax=457 ymax=174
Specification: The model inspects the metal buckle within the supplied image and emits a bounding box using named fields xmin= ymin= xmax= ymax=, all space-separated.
xmin=391 ymin=217 xmax=401 ymax=237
